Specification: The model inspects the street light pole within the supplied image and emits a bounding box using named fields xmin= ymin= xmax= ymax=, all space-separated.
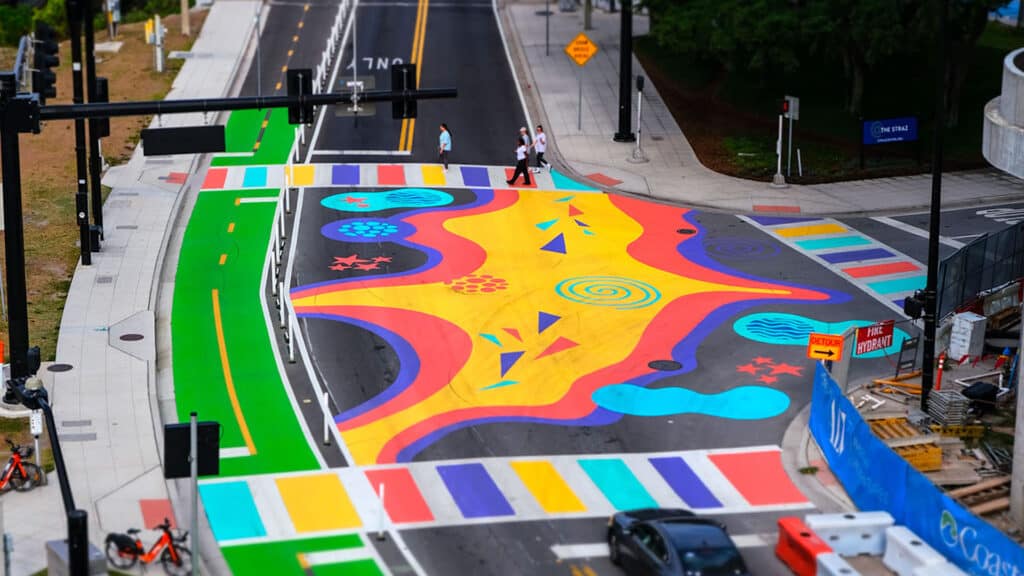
xmin=84 ymin=0 xmax=105 ymax=238
xmin=921 ymin=0 xmax=948 ymax=411
xmin=67 ymin=0 xmax=93 ymax=264
xmin=612 ymin=0 xmax=635 ymax=142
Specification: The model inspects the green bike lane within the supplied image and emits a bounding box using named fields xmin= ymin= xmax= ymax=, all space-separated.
xmin=171 ymin=108 xmax=386 ymax=575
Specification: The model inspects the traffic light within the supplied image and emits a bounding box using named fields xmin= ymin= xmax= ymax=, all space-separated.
xmin=32 ymin=22 xmax=59 ymax=105
xmin=780 ymin=98 xmax=790 ymax=117
xmin=391 ymin=63 xmax=417 ymax=119
xmin=286 ymin=68 xmax=313 ymax=125
xmin=903 ymin=289 xmax=925 ymax=319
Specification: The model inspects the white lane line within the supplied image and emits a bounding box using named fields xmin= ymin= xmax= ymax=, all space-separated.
xmin=552 ymin=533 xmax=775 ymax=559
xmin=870 ymin=216 xmax=965 ymax=248
xmin=312 ymin=149 xmax=413 ymax=156
xmin=219 ymin=447 xmax=252 ymax=459
xmin=493 ymin=0 xmax=534 ymax=137
xmin=239 ymin=196 xmax=279 ymax=204
xmin=303 ymin=548 xmax=374 ymax=566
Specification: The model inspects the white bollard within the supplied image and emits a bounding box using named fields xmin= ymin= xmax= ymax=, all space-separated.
xmin=285 ymin=186 xmax=292 ymax=214
xmin=288 ymin=319 xmax=295 ymax=363
xmin=805 ymin=512 xmax=893 ymax=556
xmin=322 ymin=391 xmax=331 ymax=445
xmin=278 ymin=282 xmax=286 ymax=328
xmin=817 ymin=553 xmax=861 ymax=576
xmin=377 ymin=483 xmax=386 ymax=541
xmin=882 ymin=526 xmax=947 ymax=576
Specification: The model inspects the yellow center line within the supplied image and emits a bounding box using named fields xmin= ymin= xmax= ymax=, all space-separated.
xmin=227 ymin=222 xmax=235 ymax=233
xmin=219 ymin=254 xmax=228 ymax=265
xmin=400 ymin=0 xmax=428 ymax=151
xmin=211 ymin=288 xmax=257 ymax=455
xmin=582 ymin=566 xmax=597 ymax=576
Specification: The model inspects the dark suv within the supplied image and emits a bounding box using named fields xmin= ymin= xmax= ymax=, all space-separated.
xmin=607 ymin=509 xmax=751 ymax=575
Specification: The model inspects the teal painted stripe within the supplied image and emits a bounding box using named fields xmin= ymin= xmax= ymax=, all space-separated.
xmin=243 ymin=166 xmax=268 ymax=188
xmin=868 ymin=275 xmax=926 ymax=294
xmin=795 ymin=236 xmax=872 ymax=251
xmin=578 ymin=459 xmax=657 ymax=510
xmin=198 ymin=481 xmax=266 ymax=541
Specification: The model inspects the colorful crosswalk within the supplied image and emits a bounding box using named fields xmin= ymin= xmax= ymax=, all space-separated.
xmin=199 ymin=163 xmax=600 ymax=192
xmin=740 ymin=215 xmax=924 ymax=315
xmin=199 ymin=446 xmax=811 ymax=547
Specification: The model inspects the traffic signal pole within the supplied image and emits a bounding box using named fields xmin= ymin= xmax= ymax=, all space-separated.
xmin=0 ymin=96 xmax=32 ymax=380
xmin=612 ymin=0 xmax=634 ymax=142
xmin=67 ymin=0 xmax=93 ymax=264
xmin=84 ymin=0 xmax=104 ymax=237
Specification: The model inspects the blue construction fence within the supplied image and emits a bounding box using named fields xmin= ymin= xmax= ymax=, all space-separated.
xmin=810 ymin=363 xmax=1024 ymax=575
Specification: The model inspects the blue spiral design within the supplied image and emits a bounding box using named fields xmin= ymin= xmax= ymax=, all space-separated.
xmin=554 ymin=276 xmax=661 ymax=310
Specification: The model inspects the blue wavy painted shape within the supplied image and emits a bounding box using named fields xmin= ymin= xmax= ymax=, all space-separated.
xmin=733 ymin=312 xmax=910 ymax=358
xmin=322 ymin=188 xmax=454 ymax=212
xmin=592 ymin=384 xmax=790 ymax=419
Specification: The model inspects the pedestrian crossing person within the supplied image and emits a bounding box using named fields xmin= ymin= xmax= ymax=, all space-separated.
xmin=519 ymin=126 xmax=532 ymax=168
xmin=532 ymin=124 xmax=550 ymax=173
xmin=438 ymin=123 xmax=452 ymax=171
xmin=507 ymin=137 xmax=532 ymax=186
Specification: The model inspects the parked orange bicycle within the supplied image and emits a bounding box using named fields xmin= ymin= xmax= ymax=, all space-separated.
xmin=105 ymin=517 xmax=191 ymax=575
xmin=0 ymin=438 xmax=43 ymax=492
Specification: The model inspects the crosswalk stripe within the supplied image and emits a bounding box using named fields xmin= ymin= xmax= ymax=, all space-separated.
xmin=551 ymin=533 xmax=775 ymax=560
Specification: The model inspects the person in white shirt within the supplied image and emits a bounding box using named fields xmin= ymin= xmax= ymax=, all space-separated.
xmin=531 ymin=124 xmax=550 ymax=173
xmin=506 ymin=138 xmax=532 ymax=186
xmin=438 ymin=123 xmax=452 ymax=171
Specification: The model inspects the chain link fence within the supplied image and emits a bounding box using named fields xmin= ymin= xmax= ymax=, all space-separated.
xmin=937 ymin=221 xmax=1024 ymax=319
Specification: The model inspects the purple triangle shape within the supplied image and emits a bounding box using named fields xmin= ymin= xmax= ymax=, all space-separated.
xmin=540 ymin=233 xmax=566 ymax=254
xmin=500 ymin=351 xmax=525 ymax=377
xmin=574 ymin=219 xmax=590 ymax=227
xmin=538 ymin=311 xmax=561 ymax=334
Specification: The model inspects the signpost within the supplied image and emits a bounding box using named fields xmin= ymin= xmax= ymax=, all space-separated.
xmin=784 ymin=95 xmax=799 ymax=177
xmin=855 ymin=320 xmax=895 ymax=356
xmin=807 ymin=332 xmax=844 ymax=361
xmin=565 ymin=32 xmax=598 ymax=131
xmin=860 ymin=116 xmax=920 ymax=168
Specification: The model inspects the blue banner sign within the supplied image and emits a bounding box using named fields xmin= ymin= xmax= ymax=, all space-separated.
xmin=862 ymin=117 xmax=918 ymax=145
xmin=810 ymin=363 xmax=1024 ymax=575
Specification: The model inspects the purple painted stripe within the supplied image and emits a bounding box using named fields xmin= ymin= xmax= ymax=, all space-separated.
xmin=460 ymin=166 xmax=491 ymax=187
xmin=332 ymin=164 xmax=360 ymax=185
xmin=746 ymin=215 xmax=820 ymax=226
xmin=819 ymin=247 xmax=894 ymax=264
xmin=436 ymin=463 xmax=515 ymax=518
xmin=649 ymin=457 xmax=722 ymax=508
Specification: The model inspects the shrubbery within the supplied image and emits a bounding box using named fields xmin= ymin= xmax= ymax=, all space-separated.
xmin=0 ymin=0 xmax=192 ymax=46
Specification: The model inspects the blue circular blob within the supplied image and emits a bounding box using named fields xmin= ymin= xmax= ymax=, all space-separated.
xmin=321 ymin=218 xmax=415 ymax=243
xmin=592 ymin=384 xmax=790 ymax=420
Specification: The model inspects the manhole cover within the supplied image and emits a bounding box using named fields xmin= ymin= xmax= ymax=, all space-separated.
xmin=676 ymin=228 xmax=696 ymax=235
xmin=47 ymin=363 xmax=73 ymax=373
xmin=119 ymin=333 xmax=145 ymax=342
xmin=648 ymin=360 xmax=682 ymax=371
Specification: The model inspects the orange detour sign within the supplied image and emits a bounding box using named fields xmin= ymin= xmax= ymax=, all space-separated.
xmin=807 ymin=332 xmax=844 ymax=361
xmin=565 ymin=32 xmax=599 ymax=67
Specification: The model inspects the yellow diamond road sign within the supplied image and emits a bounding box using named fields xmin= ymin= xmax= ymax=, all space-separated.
xmin=565 ymin=32 xmax=598 ymax=67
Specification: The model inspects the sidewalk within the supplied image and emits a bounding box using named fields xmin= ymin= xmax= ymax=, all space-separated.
xmin=1 ymin=2 xmax=258 ymax=574
xmin=501 ymin=0 xmax=1024 ymax=215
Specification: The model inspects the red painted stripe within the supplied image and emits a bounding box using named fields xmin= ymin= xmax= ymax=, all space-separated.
xmin=364 ymin=468 xmax=434 ymax=523
xmin=753 ymin=205 xmax=801 ymax=213
xmin=139 ymin=499 xmax=177 ymax=528
xmin=586 ymin=172 xmax=623 ymax=187
xmin=377 ymin=165 xmax=406 ymax=186
xmin=202 ymin=168 xmax=228 ymax=189
xmin=708 ymin=450 xmax=807 ymax=506
xmin=843 ymin=261 xmax=919 ymax=278
xmin=504 ymin=168 xmax=538 ymax=188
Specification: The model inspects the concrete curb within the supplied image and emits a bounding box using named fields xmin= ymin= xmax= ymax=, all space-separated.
xmin=781 ymin=402 xmax=856 ymax=515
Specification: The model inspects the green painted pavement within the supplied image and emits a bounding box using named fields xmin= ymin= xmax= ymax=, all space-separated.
xmin=171 ymin=189 xmax=318 ymax=476
xmin=212 ymin=108 xmax=296 ymax=167
xmin=221 ymin=534 xmax=384 ymax=576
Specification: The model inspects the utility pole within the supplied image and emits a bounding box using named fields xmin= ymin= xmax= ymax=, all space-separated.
xmin=181 ymin=0 xmax=191 ymax=36
xmin=66 ymin=0 xmax=93 ymax=264
xmin=921 ymin=0 xmax=948 ymax=411
xmin=0 ymin=89 xmax=32 ymax=379
xmin=612 ymin=0 xmax=634 ymax=143
xmin=84 ymin=0 xmax=105 ymax=239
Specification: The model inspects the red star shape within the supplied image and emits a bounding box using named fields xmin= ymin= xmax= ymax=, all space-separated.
xmin=333 ymin=254 xmax=363 ymax=266
xmin=329 ymin=264 xmax=350 ymax=271
xmin=758 ymin=374 xmax=779 ymax=384
xmin=753 ymin=356 xmax=775 ymax=365
xmin=736 ymin=363 xmax=759 ymax=375
xmin=769 ymin=363 xmax=803 ymax=377
xmin=354 ymin=262 xmax=380 ymax=271
xmin=371 ymin=256 xmax=392 ymax=263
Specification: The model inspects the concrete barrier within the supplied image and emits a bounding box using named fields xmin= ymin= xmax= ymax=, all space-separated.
xmin=912 ymin=561 xmax=967 ymax=576
xmin=805 ymin=511 xmax=894 ymax=556
xmin=882 ymin=526 xmax=948 ymax=576
xmin=816 ymin=552 xmax=861 ymax=575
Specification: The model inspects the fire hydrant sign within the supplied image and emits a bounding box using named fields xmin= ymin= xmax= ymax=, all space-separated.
xmin=565 ymin=32 xmax=598 ymax=67
xmin=855 ymin=320 xmax=895 ymax=355
xmin=807 ymin=332 xmax=843 ymax=361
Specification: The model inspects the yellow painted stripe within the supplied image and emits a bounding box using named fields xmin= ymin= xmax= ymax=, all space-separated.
xmin=570 ymin=565 xmax=585 ymax=576
xmin=421 ymin=164 xmax=445 ymax=186
xmin=253 ymin=140 xmax=261 ymax=150
xmin=399 ymin=0 xmax=429 ymax=152
xmin=287 ymin=165 xmax=316 ymax=186
xmin=276 ymin=473 xmax=361 ymax=531
xmin=510 ymin=461 xmax=586 ymax=513
xmin=212 ymin=289 xmax=257 ymax=455
xmin=234 ymin=197 xmax=241 ymax=206
xmin=415 ymin=0 xmax=428 ymax=86
xmin=399 ymin=119 xmax=409 ymax=152
xmin=275 ymin=81 xmax=282 ymax=91
xmin=297 ymin=554 xmax=310 ymax=570
xmin=261 ymin=120 xmax=269 ymax=129
xmin=582 ymin=566 xmax=597 ymax=576
xmin=227 ymin=222 xmax=235 ymax=233
xmin=219 ymin=253 xmax=227 ymax=266
xmin=775 ymin=223 xmax=848 ymax=238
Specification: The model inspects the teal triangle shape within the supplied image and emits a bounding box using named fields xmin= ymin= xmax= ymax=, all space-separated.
xmin=480 ymin=333 xmax=502 ymax=347
xmin=481 ymin=380 xmax=519 ymax=390
xmin=535 ymin=218 xmax=559 ymax=231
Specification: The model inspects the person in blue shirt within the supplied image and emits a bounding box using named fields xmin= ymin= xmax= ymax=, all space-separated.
xmin=438 ymin=123 xmax=452 ymax=171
